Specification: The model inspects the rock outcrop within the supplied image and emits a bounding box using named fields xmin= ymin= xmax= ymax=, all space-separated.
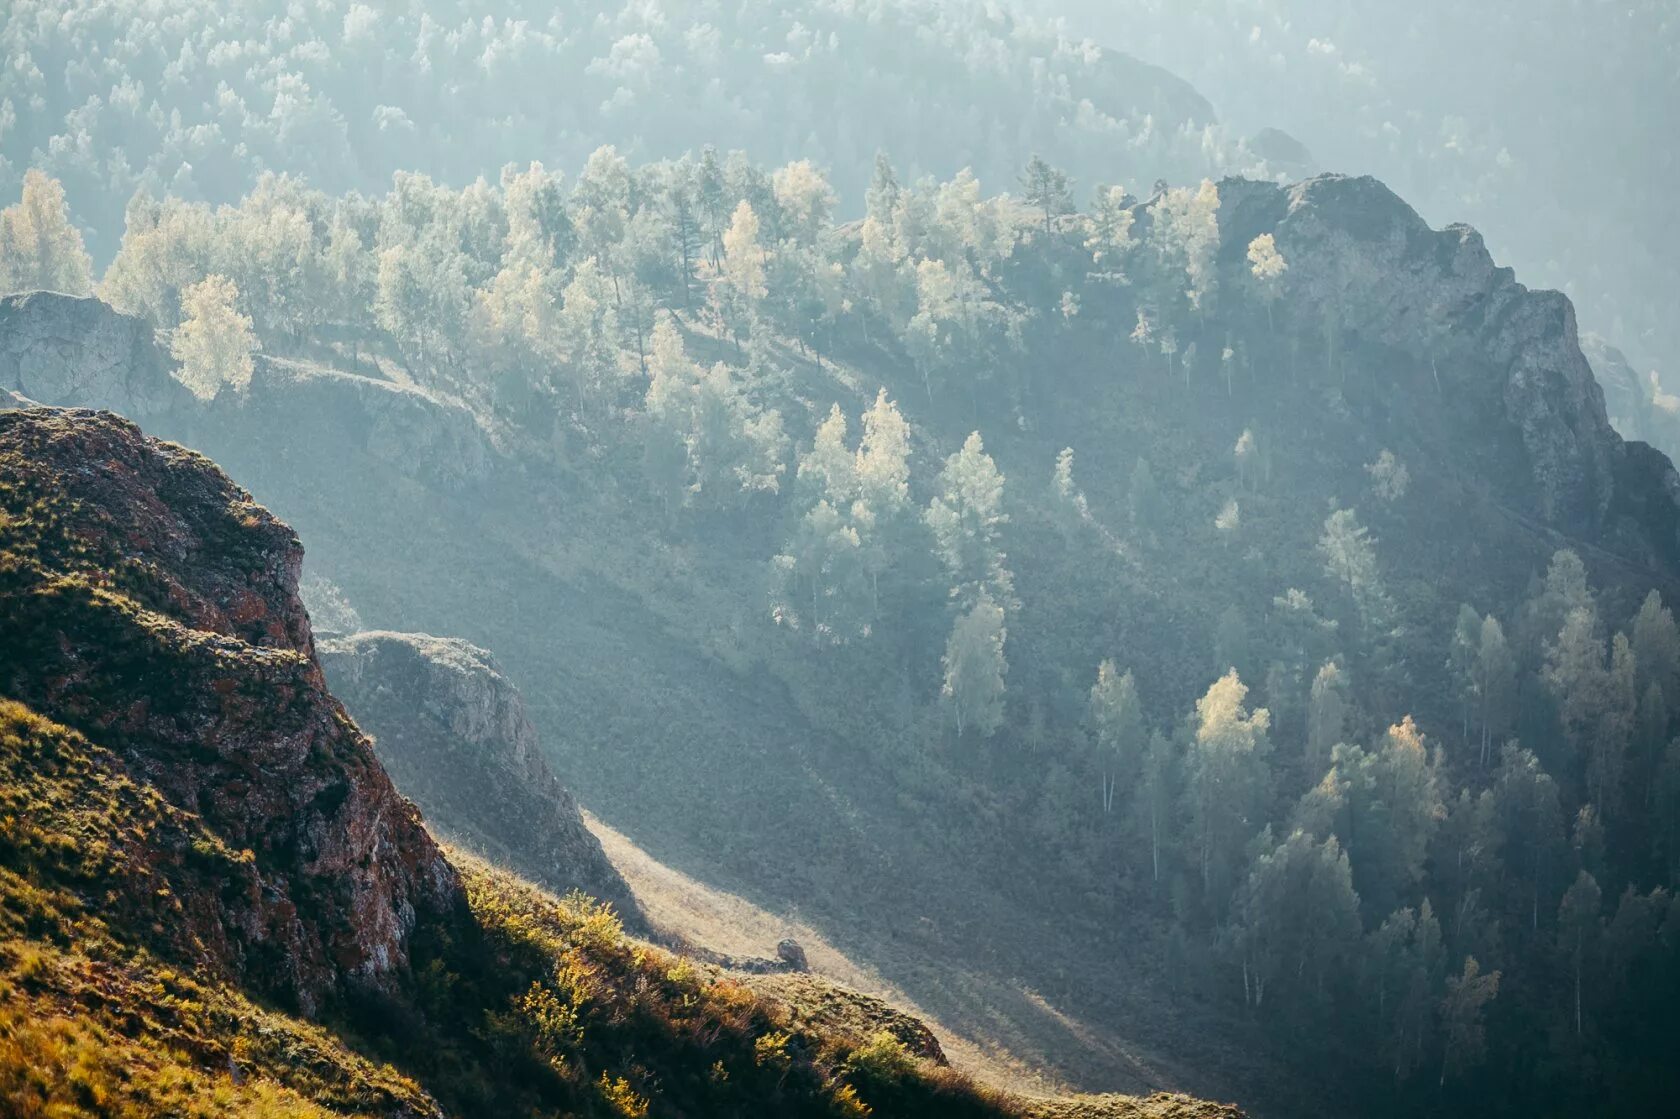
xmin=210 ymin=356 xmax=494 ymax=493
xmin=0 ymin=406 xmax=462 ymax=1015
xmin=318 ymin=630 xmax=644 ymax=928
xmin=1584 ymin=333 xmax=1680 ymax=466
xmin=0 ymin=291 xmax=492 ymax=495
xmin=1214 ymin=174 xmax=1680 ymax=566
xmin=0 ymin=291 xmax=190 ymax=422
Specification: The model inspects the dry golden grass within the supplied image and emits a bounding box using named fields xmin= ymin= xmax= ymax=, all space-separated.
xmin=587 ymin=811 xmax=1157 ymax=1099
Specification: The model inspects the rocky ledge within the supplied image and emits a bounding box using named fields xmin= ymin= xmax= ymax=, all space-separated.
xmin=319 ymin=630 xmax=644 ymax=929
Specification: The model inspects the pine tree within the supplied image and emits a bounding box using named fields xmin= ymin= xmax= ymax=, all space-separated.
xmin=1186 ymin=670 xmax=1273 ymax=907
xmin=1051 ymin=447 xmax=1089 ymax=531
xmin=925 ymin=432 xmax=1013 ymax=610
xmin=1557 ymin=870 xmax=1603 ymax=1037
xmin=648 ymin=320 xmax=784 ymax=512
xmin=1488 ymin=745 xmax=1566 ymax=932
xmin=1306 ymin=660 xmax=1350 ymax=777
xmin=1085 ymin=185 xmax=1135 ymax=283
xmin=1631 ymin=589 xmax=1680 ymax=700
xmin=865 ymin=152 xmax=902 ymax=231
xmin=1319 ymin=508 xmax=1394 ymax=633
xmin=797 ymin=405 xmax=857 ymax=509
xmin=718 ymin=199 xmax=767 ymax=337
xmin=1367 ymin=900 xmax=1444 ymax=1081
xmin=1019 ymin=155 xmax=1073 ymax=234
xmin=1341 ymin=717 xmax=1444 ymax=918
xmin=1438 ymin=956 xmax=1500 ymax=1085
xmin=854 ymin=390 xmax=913 ymax=612
xmin=1246 ymin=232 xmax=1286 ymax=330
xmin=1234 ymin=829 xmax=1361 ymax=1012
xmin=775 ymin=499 xmax=867 ymax=644
xmin=1472 ymin=615 xmax=1517 ymax=766
xmin=771 ymin=160 xmax=835 ymax=247
xmin=1137 ymin=730 xmax=1177 ymax=884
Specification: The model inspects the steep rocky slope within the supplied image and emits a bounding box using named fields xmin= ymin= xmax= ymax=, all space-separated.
xmin=6 ymin=169 xmax=1680 ymax=1116
xmin=1584 ymin=333 xmax=1680 ymax=469
xmin=0 ymin=406 xmax=460 ymax=1016
xmin=0 ymin=405 xmax=1238 ymax=1118
xmin=0 ymin=290 xmax=188 ymax=421
xmin=1215 ymin=174 xmax=1673 ymax=547
xmin=319 ymin=630 xmax=644 ymax=928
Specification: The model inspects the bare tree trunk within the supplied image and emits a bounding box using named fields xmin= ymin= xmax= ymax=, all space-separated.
xmin=1151 ymin=803 xmax=1161 ymax=883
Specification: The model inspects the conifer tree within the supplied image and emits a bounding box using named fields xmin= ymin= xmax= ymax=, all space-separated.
xmin=1472 ymin=615 xmax=1517 ymax=766
xmin=925 ymin=432 xmax=1013 ymax=610
xmin=1186 ymin=670 xmax=1273 ymax=907
xmin=1306 ymin=660 xmax=1350 ymax=777
xmin=1438 ymin=957 xmax=1500 ymax=1085
xmin=1234 ymin=828 xmax=1361 ymax=1012
xmin=1246 ymin=232 xmax=1286 ymax=330
xmin=1019 ymin=155 xmax=1073 ymax=234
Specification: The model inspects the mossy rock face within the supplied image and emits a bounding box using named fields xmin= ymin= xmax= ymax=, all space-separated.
xmin=0 ymin=407 xmax=462 ymax=1017
xmin=0 ymin=406 xmax=1214 ymax=1118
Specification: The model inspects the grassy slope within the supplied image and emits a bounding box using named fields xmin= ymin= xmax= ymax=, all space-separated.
xmin=0 ymin=699 xmax=1234 ymax=1119
xmin=0 ymin=408 xmax=1240 ymax=1119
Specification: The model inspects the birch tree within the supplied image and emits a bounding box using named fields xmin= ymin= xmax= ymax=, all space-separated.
xmin=170 ymin=274 xmax=256 ymax=399
xmin=0 ymin=169 xmax=93 ymax=296
xmin=943 ymin=590 xmax=1008 ymax=739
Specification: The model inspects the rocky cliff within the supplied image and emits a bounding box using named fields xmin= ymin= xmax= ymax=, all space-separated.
xmin=0 ymin=406 xmax=462 ymax=1015
xmin=0 ymin=291 xmax=189 ymax=421
xmin=319 ymin=630 xmax=644 ymax=928
xmin=1215 ymin=174 xmax=1680 ymax=564
xmin=1584 ymin=333 xmax=1680 ymax=466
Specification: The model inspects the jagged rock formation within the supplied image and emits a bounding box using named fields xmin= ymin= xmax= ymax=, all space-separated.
xmin=0 ymin=406 xmax=462 ymax=1015
xmin=318 ymin=630 xmax=644 ymax=928
xmin=1585 ymin=333 xmax=1680 ymax=467
xmin=1216 ymin=174 xmax=1680 ymax=560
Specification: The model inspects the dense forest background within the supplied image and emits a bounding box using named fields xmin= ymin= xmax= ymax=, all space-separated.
xmin=3 ymin=3 xmax=1680 ymax=1118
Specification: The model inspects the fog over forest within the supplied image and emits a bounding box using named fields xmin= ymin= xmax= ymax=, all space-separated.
xmin=1 ymin=4 xmax=1678 ymax=1119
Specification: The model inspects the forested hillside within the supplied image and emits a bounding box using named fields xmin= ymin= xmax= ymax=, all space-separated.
xmin=5 ymin=119 xmax=1680 ymax=1117
xmin=0 ymin=0 xmax=1260 ymax=261
xmin=11 ymin=0 xmax=1678 ymax=468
